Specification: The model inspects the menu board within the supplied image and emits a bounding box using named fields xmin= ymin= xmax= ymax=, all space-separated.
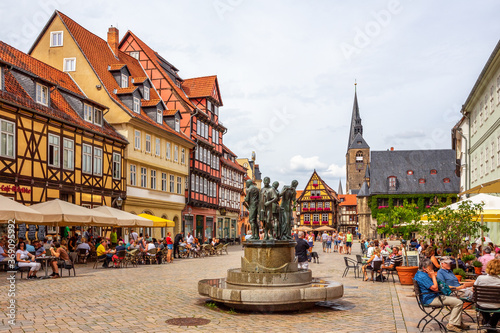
xmin=403 ymin=250 xmax=419 ymax=267
xmin=28 ymin=225 xmax=37 ymax=240
xmin=37 ymin=225 xmax=46 ymax=240
xmin=18 ymin=223 xmax=27 ymax=239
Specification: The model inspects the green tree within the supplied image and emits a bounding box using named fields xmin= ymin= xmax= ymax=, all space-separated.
xmin=420 ymin=201 xmax=488 ymax=269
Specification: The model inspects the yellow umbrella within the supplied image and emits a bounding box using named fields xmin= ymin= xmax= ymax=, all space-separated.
xmin=138 ymin=213 xmax=175 ymax=227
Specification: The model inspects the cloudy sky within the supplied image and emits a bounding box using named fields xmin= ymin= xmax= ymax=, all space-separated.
xmin=1 ymin=0 xmax=499 ymax=191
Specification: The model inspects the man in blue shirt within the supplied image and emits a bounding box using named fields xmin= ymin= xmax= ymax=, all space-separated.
xmin=414 ymin=258 xmax=468 ymax=332
xmin=437 ymin=256 xmax=473 ymax=299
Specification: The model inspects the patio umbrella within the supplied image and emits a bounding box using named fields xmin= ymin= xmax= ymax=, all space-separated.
xmin=295 ymin=226 xmax=313 ymax=232
xmin=92 ymin=206 xmax=152 ymax=227
xmin=0 ymin=194 xmax=43 ymax=223
xmin=315 ymin=225 xmax=334 ymax=231
xmin=138 ymin=213 xmax=175 ymax=227
xmin=30 ymin=199 xmax=117 ymax=226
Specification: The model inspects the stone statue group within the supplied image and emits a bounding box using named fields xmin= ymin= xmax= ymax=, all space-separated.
xmin=243 ymin=177 xmax=298 ymax=241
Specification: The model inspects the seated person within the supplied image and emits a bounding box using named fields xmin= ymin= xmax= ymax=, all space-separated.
xmin=26 ymin=241 xmax=36 ymax=253
xmin=437 ymin=256 xmax=474 ymax=299
xmin=382 ymin=247 xmax=402 ymax=272
xmin=479 ymin=247 xmax=496 ymax=273
xmin=43 ymin=238 xmax=51 ymax=251
xmin=145 ymin=240 xmax=156 ymax=255
xmin=127 ymin=240 xmax=140 ymax=251
xmin=0 ymin=240 xmax=9 ymax=261
xmin=68 ymin=234 xmax=78 ymax=252
xmin=49 ymin=242 xmax=70 ymax=278
xmin=362 ymin=248 xmax=383 ymax=281
xmin=415 ymin=258 xmax=469 ymax=332
xmin=474 ymin=259 xmax=500 ymax=333
xmin=96 ymin=240 xmax=113 ymax=268
xmin=112 ymin=241 xmax=127 ymax=266
xmin=76 ymin=238 xmax=91 ymax=261
xmin=16 ymin=242 xmax=42 ymax=279
xmin=424 ymin=247 xmax=441 ymax=271
xmin=34 ymin=241 xmax=46 ymax=257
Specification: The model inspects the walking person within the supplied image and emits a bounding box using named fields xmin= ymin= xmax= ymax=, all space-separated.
xmin=333 ymin=231 xmax=339 ymax=253
xmin=321 ymin=231 xmax=328 ymax=252
xmin=346 ymin=230 xmax=353 ymax=255
xmin=295 ymin=231 xmax=310 ymax=270
xmin=326 ymin=232 xmax=332 ymax=253
xmin=173 ymin=232 xmax=183 ymax=259
xmin=166 ymin=232 xmax=174 ymax=263
xmin=338 ymin=232 xmax=344 ymax=254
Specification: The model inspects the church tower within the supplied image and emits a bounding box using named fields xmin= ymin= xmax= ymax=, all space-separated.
xmin=346 ymin=85 xmax=370 ymax=194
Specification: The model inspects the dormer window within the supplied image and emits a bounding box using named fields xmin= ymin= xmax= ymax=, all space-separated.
xmin=50 ymin=31 xmax=63 ymax=47
xmin=133 ymin=97 xmax=140 ymax=114
xmin=430 ymin=169 xmax=437 ymax=175
xmin=407 ymin=170 xmax=413 ymax=175
xmin=84 ymin=104 xmax=93 ymax=123
xmin=144 ymin=86 xmax=150 ymax=101
xmin=443 ymin=178 xmax=450 ymax=183
xmin=36 ymin=83 xmax=49 ymax=106
xmin=214 ymin=105 xmax=219 ymax=116
xmin=121 ymin=74 xmax=128 ymax=88
xmin=419 ymin=178 xmax=426 ymax=184
xmin=94 ymin=108 xmax=102 ymax=126
xmin=207 ymin=100 xmax=211 ymax=112
xmin=388 ymin=176 xmax=397 ymax=190
xmin=156 ymin=109 xmax=162 ymax=124
xmin=175 ymin=118 xmax=180 ymax=132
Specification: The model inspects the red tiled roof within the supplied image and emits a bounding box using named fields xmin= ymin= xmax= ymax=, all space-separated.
xmin=221 ymin=157 xmax=246 ymax=173
xmin=120 ymin=31 xmax=195 ymax=111
xmin=222 ymin=144 xmax=237 ymax=157
xmin=1 ymin=66 xmax=125 ymax=142
xmin=54 ymin=11 xmax=193 ymax=146
xmin=142 ymin=99 xmax=161 ymax=107
xmin=0 ymin=42 xmax=82 ymax=96
xmin=133 ymin=77 xmax=147 ymax=84
xmin=296 ymin=190 xmax=304 ymax=200
xmin=163 ymin=109 xmax=178 ymax=116
xmin=115 ymin=87 xmax=137 ymax=94
xmin=339 ymin=194 xmax=357 ymax=206
xmin=108 ymin=64 xmax=126 ymax=71
xmin=182 ymin=75 xmax=219 ymax=100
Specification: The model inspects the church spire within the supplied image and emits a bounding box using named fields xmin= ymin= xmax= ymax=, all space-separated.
xmin=348 ymin=82 xmax=363 ymax=149
xmin=337 ymin=179 xmax=344 ymax=195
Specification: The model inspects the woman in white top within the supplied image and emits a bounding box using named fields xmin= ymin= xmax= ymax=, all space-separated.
xmin=474 ymin=259 xmax=500 ymax=332
xmin=362 ymin=248 xmax=383 ymax=281
xmin=16 ymin=242 xmax=41 ymax=279
xmin=338 ymin=232 xmax=344 ymax=254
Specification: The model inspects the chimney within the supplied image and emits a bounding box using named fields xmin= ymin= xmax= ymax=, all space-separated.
xmin=107 ymin=26 xmax=119 ymax=56
xmin=390 ymin=147 xmax=394 ymax=151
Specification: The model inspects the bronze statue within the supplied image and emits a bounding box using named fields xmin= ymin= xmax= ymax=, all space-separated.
xmin=280 ymin=180 xmax=298 ymax=240
xmin=260 ymin=177 xmax=276 ymax=240
xmin=243 ymin=179 xmax=260 ymax=240
xmin=270 ymin=181 xmax=281 ymax=239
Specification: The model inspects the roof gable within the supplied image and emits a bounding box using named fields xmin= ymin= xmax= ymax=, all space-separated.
xmin=349 ymin=133 xmax=370 ymax=150
xmin=182 ymin=75 xmax=223 ymax=106
xmin=298 ymin=170 xmax=338 ymax=202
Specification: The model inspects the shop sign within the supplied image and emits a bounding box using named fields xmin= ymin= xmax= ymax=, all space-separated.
xmin=0 ymin=185 xmax=31 ymax=194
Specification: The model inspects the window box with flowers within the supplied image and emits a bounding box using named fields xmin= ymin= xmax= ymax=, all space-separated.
xmin=312 ymin=221 xmax=320 ymax=225
xmin=323 ymin=207 xmax=331 ymax=211
xmin=302 ymin=207 xmax=309 ymax=211
xmin=312 ymin=183 xmax=318 ymax=187
xmin=304 ymin=221 xmax=311 ymax=225
xmin=321 ymin=221 xmax=329 ymax=225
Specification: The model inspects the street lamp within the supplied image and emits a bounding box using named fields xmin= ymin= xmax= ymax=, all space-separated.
xmin=112 ymin=196 xmax=123 ymax=209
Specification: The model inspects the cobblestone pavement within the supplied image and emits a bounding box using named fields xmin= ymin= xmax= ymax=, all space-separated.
xmin=0 ymin=242 xmax=478 ymax=332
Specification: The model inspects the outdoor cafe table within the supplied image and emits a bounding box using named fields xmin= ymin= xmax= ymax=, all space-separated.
xmin=35 ymin=256 xmax=56 ymax=278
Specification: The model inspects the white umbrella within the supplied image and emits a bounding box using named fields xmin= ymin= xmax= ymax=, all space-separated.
xmin=0 ymin=194 xmax=43 ymax=223
xmin=92 ymin=206 xmax=152 ymax=227
xmin=30 ymin=199 xmax=117 ymax=226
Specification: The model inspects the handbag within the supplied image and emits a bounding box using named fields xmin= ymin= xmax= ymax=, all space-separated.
xmin=437 ymin=279 xmax=452 ymax=296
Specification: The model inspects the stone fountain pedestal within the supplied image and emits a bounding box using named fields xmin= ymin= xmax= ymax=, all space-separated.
xmin=198 ymin=240 xmax=343 ymax=312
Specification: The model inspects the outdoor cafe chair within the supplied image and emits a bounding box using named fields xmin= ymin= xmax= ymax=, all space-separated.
xmin=59 ymin=256 xmax=76 ymax=277
xmin=473 ymin=285 xmax=500 ymax=333
xmin=93 ymin=255 xmax=106 ymax=269
xmin=77 ymin=249 xmax=88 ymax=264
xmin=371 ymin=260 xmax=385 ymax=283
xmin=125 ymin=250 xmax=139 ymax=268
xmin=384 ymin=261 xmax=402 ymax=283
xmin=145 ymin=248 xmax=157 ymax=264
xmin=355 ymin=254 xmax=365 ymax=277
xmin=412 ymin=279 xmax=448 ymax=332
xmin=342 ymin=257 xmax=358 ymax=279
xmin=113 ymin=250 xmax=127 ymax=268
xmin=222 ymin=243 xmax=229 ymax=255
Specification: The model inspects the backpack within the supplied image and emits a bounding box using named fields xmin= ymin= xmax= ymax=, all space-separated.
xmin=437 ymin=279 xmax=452 ymax=296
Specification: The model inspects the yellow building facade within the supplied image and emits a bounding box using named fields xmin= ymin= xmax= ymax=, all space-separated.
xmin=30 ymin=11 xmax=194 ymax=238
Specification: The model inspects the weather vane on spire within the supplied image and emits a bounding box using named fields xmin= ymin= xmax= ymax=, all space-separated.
xmin=354 ymin=79 xmax=357 ymax=92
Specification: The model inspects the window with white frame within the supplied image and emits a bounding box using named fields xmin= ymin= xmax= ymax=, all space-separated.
xmin=82 ymin=144 xmax=92 ymax=173
xmin=175 ymin=118 xmax=180 ymax=132
xmin=133 ymin=97 xmax=140 ymax=114
xmin=170 ymin=175 xmax=175 ymax=192
xmin=50 ymin=31 xmax=63 ymax=47
xmin=112 ymin=153 xmax=121 ymax=179
xmin=36 ymin=83 xmax=49 ymax=106
xmin=93 ymin=147 xmax=103 ymax=176
xmin=196 ymin=120 xmax=200 ymax=136
xmin=162 ymin=173 xmax=167 ymax=191
xmin=145 ymin=134 xmax=151 ymax=153
xmin=480 ymin=150 xmax=484 ymax=177
xmin=48 ymin=134 xmax=60 ymax=167
xmin=144 ymin=86 xmax=150 ymax=100
xmin=121 ymin=74 xmax=128 ymax=88
xmin=140 ymin=167 xmax=147 ymax=187
xmin=156 ymin=109 xmax=162 ymax=124
xmin=177 ymin=176 xmax=182 ymax=194
xmin=84 ymin=104 xmax=92 ymax=123
xmin=486 ymin=146 xmax=490 ymax=175
xmin=130 ymin=51 xmax=139 ymax=60
xmin=322 ymin=213 xmax=329 ymax=222
xmin=130 ymin=164 xmax=136 ymax=186
xmin=207 ymin=100 xmax=211 ymax=112
xmin=166 ymin=142 xmax=171 ymax=160
xmin=191 ymin=175 xmax=195 ymax=192
xmin=204 ymin=178 xmax=208 ymax=195
xmin=497 ymin=136 xmax=500 ymax=167
xmin=62 ymin=138 xmax=74 ymax=170
xmin=491 ymin=141 xmax=496 ymax=171
xmin=497 ymin=75 xmax=500 ymax=105
xmin=195 ymin=175 xmax=199 ymax=192
xmin=491 ymin=86 xmax=495 ymax=113
xmin=94 ymin=108 xmax=102 ymax=126
xmin=0 ymin=119 xmax=15 ymax=158
xmin=150 ymin=170 xmax=156 ymax=190
xmin=174 ymin=145 xmax=178 ymax=162
xmin=134 ymin=130 xmax=141 ymax=150
xmin=155 ymin=138 xmax=160 ymax=156
xmin=63 ymin=58 xmax=76 ymax=72
xmin=304 ymin=214 xmax=310 ymax=222
xmin=181 ymin=148 xmax=185 ymax=164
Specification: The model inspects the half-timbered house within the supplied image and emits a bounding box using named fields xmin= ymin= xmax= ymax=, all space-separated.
xmin=0 ymin=42 xmax=127 ymax=216
xmin=29 ymin=11 xmax=194 ymax=238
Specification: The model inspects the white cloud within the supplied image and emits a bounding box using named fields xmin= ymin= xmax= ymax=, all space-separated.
xmin=289 ymin=155 xmax=327 ymax=171
xmin=323 ymin=164 xmax=346 ymax=178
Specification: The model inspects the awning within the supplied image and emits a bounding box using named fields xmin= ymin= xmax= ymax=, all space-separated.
xmin=138 ymin=213 xmax=175 ymax=227
xmin=460 ymin=179 xmax=500 ymax=195
xmin=0 ymin=194 xmax=44 ymax=224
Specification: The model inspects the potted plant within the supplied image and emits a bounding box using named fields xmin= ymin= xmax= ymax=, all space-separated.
xmin=376 ymin=201 xmax=422 ymax=285
xmin=472 ymin=260 xmax=483 ymax=275
xmin=453 ymin=268 xmax=466 ymax=282
xmin=462 ymin=254 xmax=476 ymax=264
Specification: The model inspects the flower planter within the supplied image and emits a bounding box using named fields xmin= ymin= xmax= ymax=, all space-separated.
xmin=321 ymin=221 xmax=329 ymax=225
xmin=302 ymin=208 xmax=309 ymax=211
xmin=474 ymin=267 xmax=482 ymax=275
xmin=312 ymin=221 xmax=320 ymax=225
xmin=396 ymin=266 xmax=418 ymax=285
xmin=454 ymin=275 xmax=462 ymax=282
xmin=304 ymin=221 xmax=311 ymax=225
